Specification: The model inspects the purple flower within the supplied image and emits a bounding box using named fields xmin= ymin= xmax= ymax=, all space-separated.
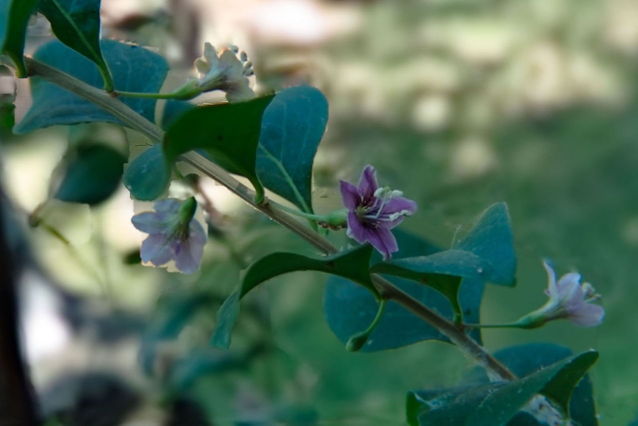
xmin=131 ymin=198 xmax=207 ymax=274
xmin=339 ymin=165 xmax=417 ymax=260
xmin=518 ymin=260 xmax=604 ymax=328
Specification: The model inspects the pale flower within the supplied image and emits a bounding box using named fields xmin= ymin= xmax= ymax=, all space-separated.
xmin=131 ymin=198 xmax=207 ymax=274
xmin=193 ymin=42 xmax=255 ymax=102
xmin=518 ymin=260 xmax=604 ymax=328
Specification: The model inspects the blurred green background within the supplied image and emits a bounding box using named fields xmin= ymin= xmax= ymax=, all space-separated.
xmin=3 ymin=0 xmax=637 ymax=424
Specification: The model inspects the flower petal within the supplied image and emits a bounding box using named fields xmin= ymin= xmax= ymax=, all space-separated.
xmin=218 ymin=49 xmax=245 ymax=77
xmin=345 ymin=211 xmax=367 ymax=243
xmin=568 ymin=302 xmax=605 ymax=327
xmin=131 ymin=212 xmax=168 ymax=234
xmin=358 ymin=165 xmax=378 ymax=201
xmin=141 ymin=234 xmax=173 ymax=266
xmin=202 ymin=42 xmax=218 ymax=68
xmin=225 ymin=80 xmax=255 ymax=103
xmin=154 ymin=198 xmax=181 ymax=215
xmin=383 ymin=196 xmax=418 ymax=216
xmin=174 ymin=238 xmax=204 ymax=274
xmin=340 ymin=181 xmax=361 ymax=210
xmin=542 ymin=260 xmax=558 ymax=299
xmin=188 ymin=220 xmax=208 ymax=245
xmin=365 ymin=226 xmax=398 ymax=260
xmin=556 ymin=272 xmax=581 ymax=303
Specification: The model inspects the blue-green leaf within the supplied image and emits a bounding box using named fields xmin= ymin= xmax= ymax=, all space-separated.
xmin=123 ymin=144 xmax=171 ymax=201
xmin=463 ymin=343 xmax=598 ymax=426
xmin=241 ymin=245 xmax=375 ymax=297
xmin=408 ymin=349 xmax=598 ymax=426
xmin=256 ymin=86 xmax=328 ymax=213
xmin=0 ymin=0 xmax=38 ymax=76
xmin=212 ymin=245 xmax=375 ymax=349
xmin=55 ymin=143 xmax=125 ymax=205
xmin=15 ymin=40 xmax=168 ymax=133
xmin=161 ymin=99 xmax=193 ymax=129
xmin=38 ymin=0 xmax=113 ymax=89
xmin=163 ymin=95 xmax=275 ymax=202
xmin=455 ymin=202 xmax=516 ymax=286
xmin=372 ymin=249 xmax=486 ymax=320
xmin=324 ymin=230 xmax=484 ymax=352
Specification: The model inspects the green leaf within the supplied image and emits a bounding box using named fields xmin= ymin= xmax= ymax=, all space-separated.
xmin=123 ymin=144 xmax=171 ymax=201
xmin=241 ymin=244 xmax=375 ymax=297
xmin=324 ymin=230 xmax=484 ymax=352
xmin=406 ymin=383 xmax=507 ymax=426
xmin=455 ymin=202 xmax=516 ymax=286
xmin=372 ymin=249 xmax=486 ymax=320
xmin=0 ymin=0 xmax=38 ymax=76
xmin=163 ymin=95 xmax=275 ymax=201
xmin=55 ymin=143 xmax=126 ymax=205
xmin=256 ymin=86 xmax=328 ymax=213
xmin=211 ymin=245 xmax=374 ymax=349
xmin=38 ymin=0 xmax=113 ymax=90
xmin=463 ymin=343 xmax=599 ymax=426
xmin=210 ymin=291 xmax=240 ymax=349
xmin=15 ymin=40 xmax=168 ymax=133
xmin=467 ymin=351 xmax=598 ymax=426
xmin=161 ymin=99 xmax=193 ymax=129
xmin=408 ymin=348 xmax=599 ymax=426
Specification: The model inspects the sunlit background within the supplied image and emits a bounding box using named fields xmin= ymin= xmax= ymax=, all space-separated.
xmin=2 ymin=0 xmax=638 ymax=424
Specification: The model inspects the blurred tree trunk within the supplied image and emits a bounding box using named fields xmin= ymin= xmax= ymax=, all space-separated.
xmin=0 ymin=191 xmax=39 ymax=426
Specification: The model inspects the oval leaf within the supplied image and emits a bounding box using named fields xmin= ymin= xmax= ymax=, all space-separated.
xmin=55 ymin=143 xmax=125 ymax=205
xmin=0 ymin=0 xmax=38 ymax=76
xmin=256 ymin=86 xmax=328 ymax=213
xmin=455 ymin=202 xmax=516 ymax=286
xmin=123 ymin=144 xmax=171 ymax=201
xmin=15 ymin=40 xmax=168 ymax=133
xmin=324 ymin=230 xmax=484 ymax=352
xmin=39 ymin=0 xmax=113 ymax=89
xmin=372 ymin=249 xmax=487 ymax=319
xmin=163 ymin=95 xmax=275 ymax=200
xmin=211 ymin=245 xmax=374 ymax=349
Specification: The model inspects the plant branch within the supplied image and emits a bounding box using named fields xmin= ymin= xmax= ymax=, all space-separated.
xmin=25 ymin=56 xmax=515 ymax=382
